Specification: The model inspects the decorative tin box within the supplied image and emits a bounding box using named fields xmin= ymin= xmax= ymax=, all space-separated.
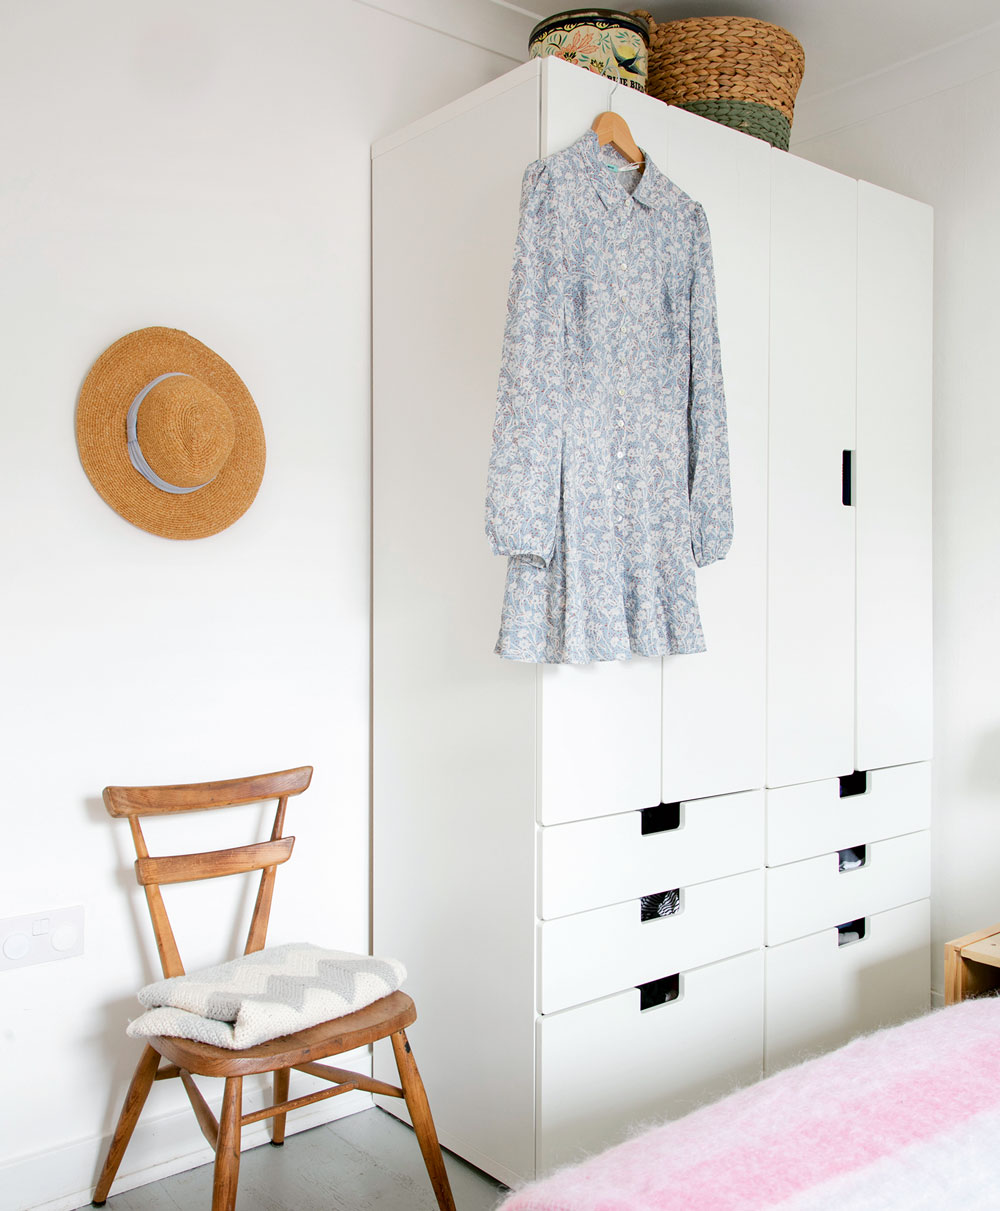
xmin=529 ymin=9 xmax=650 ymax=92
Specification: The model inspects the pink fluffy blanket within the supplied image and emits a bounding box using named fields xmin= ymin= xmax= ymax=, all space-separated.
xmin=500 ymin=997 xmax=1000 ymax=1210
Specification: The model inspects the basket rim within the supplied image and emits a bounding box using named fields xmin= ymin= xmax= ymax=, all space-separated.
xmin=639 ymin=11 xmax=804 ymax=63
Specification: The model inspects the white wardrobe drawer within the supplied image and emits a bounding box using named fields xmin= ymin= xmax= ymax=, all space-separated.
xmin=539 ymin=790 xmax=763 ymax=920
xmin=537 ymin=949 xmax=764 ymax=1175
xmin=765 ymin=898 xmax=930 ymax=1074
xmin=539 ymin=868 xmax=763 ymax=1014
xmin=766 ymin=762 xmax=930 ymax=866
xmin=766 ymin=829 xmax=930 ymax=946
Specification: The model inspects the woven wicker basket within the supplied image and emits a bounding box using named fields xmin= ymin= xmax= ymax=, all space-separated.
xmin=631 ymin=12 xmax=804 ymax=150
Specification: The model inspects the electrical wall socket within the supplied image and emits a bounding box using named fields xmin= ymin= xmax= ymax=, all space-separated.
xmin=0 ymin=906 xmax=84 ymax=971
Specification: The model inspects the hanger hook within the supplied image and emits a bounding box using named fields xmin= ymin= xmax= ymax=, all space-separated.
xmin=607 ymin=51 xmax=626 ymax=111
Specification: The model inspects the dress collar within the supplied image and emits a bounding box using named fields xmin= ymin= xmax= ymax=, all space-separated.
xmin=578 ymin=129 xmax=673 ymax=212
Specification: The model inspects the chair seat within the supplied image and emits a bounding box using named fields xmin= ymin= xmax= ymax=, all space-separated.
xmin=150 ymin=990 xmax=417 ymax=1077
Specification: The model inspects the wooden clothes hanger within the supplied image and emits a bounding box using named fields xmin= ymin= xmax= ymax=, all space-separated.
xmin=592 ymin=109 xmax=644 ymax=171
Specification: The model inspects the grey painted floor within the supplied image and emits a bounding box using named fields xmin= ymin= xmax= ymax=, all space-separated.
xmin=81 ymin=1108 xmax=509 ymax=1210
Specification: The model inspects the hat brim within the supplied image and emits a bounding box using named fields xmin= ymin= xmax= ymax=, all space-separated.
xmin=76 ymin=327 xmax=265 ymax=540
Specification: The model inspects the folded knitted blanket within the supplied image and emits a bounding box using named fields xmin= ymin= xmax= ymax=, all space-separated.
xmin=126 ymin=942 xmax=406 ymax=1050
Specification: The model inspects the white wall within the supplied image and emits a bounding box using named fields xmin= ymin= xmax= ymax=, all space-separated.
xmin=0 ymin=2 xmax=527 ymax=1208
xmin=792 ymin=32 xmax=1000 ymax=997
xmin=4 ymin=0 xmax=991 ymax=1203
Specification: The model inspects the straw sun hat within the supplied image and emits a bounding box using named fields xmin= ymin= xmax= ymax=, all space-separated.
xmin=76 ymin=327 xmax=265 ymax=540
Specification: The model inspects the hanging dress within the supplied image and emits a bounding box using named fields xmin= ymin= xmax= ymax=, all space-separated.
xmin=485 ymin=130 xmax=733 ymax=664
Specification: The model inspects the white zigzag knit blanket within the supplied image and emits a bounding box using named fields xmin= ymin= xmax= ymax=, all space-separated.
xmin=126 ymin=943 xmax=406 ymax=1050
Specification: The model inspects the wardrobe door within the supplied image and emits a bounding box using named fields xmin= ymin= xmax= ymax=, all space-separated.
xmin=538 ymin=661 xmax=661 ymax=826
xmin=856 ymin=183 xmax=933 ymax=769
xmin=767 ymin=155 xmax=857 ymax=788
xmin=659 ymin=107 xmax=770 ymax=801
xmin=539 ymin=69 xmax=769 ymax=803
xmin=534 ymin=64 xmax=671 ymax=827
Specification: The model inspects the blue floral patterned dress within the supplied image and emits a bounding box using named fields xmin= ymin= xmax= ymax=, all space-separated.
xmin=485 ymin=130 xmax=732 ymax=664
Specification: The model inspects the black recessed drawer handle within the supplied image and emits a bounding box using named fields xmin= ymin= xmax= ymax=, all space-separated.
xmin=638 ymin=973 xmax=679 ymax=1010
xmin=842 ymin=450 xmax=854 ymax=506
xmin=838 ymin=917 xmax=867 ymax=946
xmin=838 ymin=845 xmax=867 ymax=872
xmin=641 ymin=802 xmax=681 ymax=835
xmin=640 ymin=889 xmax=680 ymax=922
xmin=839 ymin=770 xmax=869 ymax=798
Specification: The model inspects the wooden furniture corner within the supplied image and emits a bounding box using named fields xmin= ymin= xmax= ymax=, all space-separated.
xmin=944 ymin=924 xmax=1000 ymax=1005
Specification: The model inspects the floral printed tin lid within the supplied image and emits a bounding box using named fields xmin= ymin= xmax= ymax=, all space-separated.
xmin=529 ymin=9 xmax=650 ymax=92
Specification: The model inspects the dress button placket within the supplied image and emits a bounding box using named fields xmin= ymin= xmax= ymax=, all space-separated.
xmin=615 ymin=236 xmax=629 ymax=539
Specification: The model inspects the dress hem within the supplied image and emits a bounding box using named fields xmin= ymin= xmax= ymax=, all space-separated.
xmin=494 ymin=641 xmax=707 ymax=664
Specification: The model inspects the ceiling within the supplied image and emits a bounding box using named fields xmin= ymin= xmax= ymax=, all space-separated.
xmin=527 ymin=1 xmax=1000 ymax=100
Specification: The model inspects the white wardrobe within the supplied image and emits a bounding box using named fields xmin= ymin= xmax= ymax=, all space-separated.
xmin=371 ymin=56 xmax=932 ymax=1186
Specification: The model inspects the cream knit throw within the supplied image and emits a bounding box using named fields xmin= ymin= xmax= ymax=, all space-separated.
xmin=126 ymin=942 xmax=406 ymax=1050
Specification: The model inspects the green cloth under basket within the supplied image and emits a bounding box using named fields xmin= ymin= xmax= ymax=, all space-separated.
xmin=677 ymin=98 xmax=791 ymax=150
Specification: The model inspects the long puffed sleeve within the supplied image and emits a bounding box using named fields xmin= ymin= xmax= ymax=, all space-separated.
xmin=485 ymin=162 xmax=566 ymax=568
xmin=687 ymin=203 xmax=734 ymax=568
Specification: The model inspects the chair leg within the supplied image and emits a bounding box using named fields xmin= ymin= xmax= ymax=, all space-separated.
xmin=391 ymin=1030 xmax=456 ymax=1211
xmin=271 ymin=1067 xmax=290 ymax=1144
xmin=92 ymin=1044 xmax=162 ymax=1205
xmin=212 ymin=1077 xmax=243 ymax=1211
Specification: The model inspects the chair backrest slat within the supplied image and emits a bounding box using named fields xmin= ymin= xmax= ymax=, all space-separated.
xmin=104 ymin=767 xmax=313 ymax=979
xmin=104 ymin=767 xmax=313 ymax=818
xmin=134 ymin=837 xmax=295 ymax=887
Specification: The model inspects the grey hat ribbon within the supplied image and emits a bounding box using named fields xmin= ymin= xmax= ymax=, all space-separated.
xmin=126 ymin=372 xmax=213 ymax=494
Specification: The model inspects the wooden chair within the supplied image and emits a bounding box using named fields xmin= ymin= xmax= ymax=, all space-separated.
xmin=92 ymin=766 xmax=456 ymax=1211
